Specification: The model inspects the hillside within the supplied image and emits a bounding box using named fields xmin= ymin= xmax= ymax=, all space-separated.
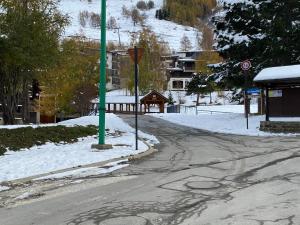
xmin=59 ymin=0 xmax=200 ymax=51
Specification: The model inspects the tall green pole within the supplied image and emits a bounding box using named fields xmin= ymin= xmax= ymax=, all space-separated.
xmin=99 ymin=0 xmax=107 ymax=145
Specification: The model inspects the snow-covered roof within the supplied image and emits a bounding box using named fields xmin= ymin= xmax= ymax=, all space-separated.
xmin=178 ymin=58 xmax=196 ymax=62
xmin=167 ymin=67 xmax=183 ymax=71
xmin=254 ymin=65 xmax=300 ymax=82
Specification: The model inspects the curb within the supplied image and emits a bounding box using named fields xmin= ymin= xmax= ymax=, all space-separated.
xmin=128 ymin=141 xmax=158 ymax=161
xmin=5 ymin=140 xmax=158 ymax=186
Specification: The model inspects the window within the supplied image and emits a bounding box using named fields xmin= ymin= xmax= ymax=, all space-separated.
xmin=173 ymin=80 xmax=184 ymax=89
xmin=185 ymin=81 xmax=190 ymax=87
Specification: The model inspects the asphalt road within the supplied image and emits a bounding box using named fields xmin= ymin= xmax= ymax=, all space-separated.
xmin=0 ymin=115 xmax=299 ymax=225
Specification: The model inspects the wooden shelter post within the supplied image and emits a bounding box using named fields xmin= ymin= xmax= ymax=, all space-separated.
xmin=265 ymin=86 xmax=270 ymax=121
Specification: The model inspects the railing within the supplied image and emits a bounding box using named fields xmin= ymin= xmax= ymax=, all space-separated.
xmin=181 ymin=105 xmax=236 ymax=115
xmin=91 ymin=103 xmax=145 ymax=115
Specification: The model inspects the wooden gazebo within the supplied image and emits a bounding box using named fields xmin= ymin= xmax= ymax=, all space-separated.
xmin=140 ymin=90 xmax=168 ymax=113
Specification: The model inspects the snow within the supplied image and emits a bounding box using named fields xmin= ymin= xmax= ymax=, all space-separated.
xmin=151 ymin=105 xmax=298 ymax=137
xmin=14 ymin=192 xmax=32 ymax=200
xmin=254 ymin=64 xmax=300 ymax=82
xmin=218 ymin=0 xmax=247 ymax=4
xmin=196 ymin=104 xmax=257 ymax=114
xmin=0 ymin=114 xmax=158 ymax=182
xmin=92 ymin=89 xmax=144 ymax=104
xmin=0 ymin=185 xmax=10 ymax=192
xmin=35 ymin=160 xmax=129 ymax=180
xmin=60 ymin=0 xmax=200 ymax=51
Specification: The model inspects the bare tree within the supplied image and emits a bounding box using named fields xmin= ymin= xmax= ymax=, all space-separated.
xmin=180 ymin=34 xmax=192 ymax=51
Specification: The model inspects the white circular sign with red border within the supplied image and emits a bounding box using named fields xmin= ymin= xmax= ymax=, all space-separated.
xmin=241 ymin=60 xmax=252 ymax=71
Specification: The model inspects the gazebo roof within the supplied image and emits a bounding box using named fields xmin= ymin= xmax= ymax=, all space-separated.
xmin=140 ymin=90 xmax=168 ymax=103
xmin=254 ymin=64 xmax=300 ymax=84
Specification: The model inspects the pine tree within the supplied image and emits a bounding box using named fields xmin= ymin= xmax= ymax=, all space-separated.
xmin=186 ymin=74 xmax=208 ymax=106
xmin=167 ymin=91 xmax=175 ymax=105
xmin=214 ymin=0 xmax=300 ymax=89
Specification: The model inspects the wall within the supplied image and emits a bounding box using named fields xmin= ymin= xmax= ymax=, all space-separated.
xmin=269 ymin=88 xmax=300 ymax=116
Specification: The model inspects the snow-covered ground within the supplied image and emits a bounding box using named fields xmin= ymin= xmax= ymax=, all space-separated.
xmin=34 ymin=159 xmax=129 ymax=180
xmin=0 ymin=185 xmax=10 ymax=192
xmin=0 ymin=114 xmax=158 ymax=183
xmin=60 ymin=0 xmax=199 ymax=51
xmin=152 ymin=105 xmax=299 ymax=137
xmin=102 ymin=89 xmax=239 ymax=106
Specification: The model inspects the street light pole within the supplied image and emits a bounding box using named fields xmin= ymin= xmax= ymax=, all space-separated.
xmin=92 ymin=0 xmax=112 ymax=150
xmin=99 ymin=0 xmax=107 ymax=145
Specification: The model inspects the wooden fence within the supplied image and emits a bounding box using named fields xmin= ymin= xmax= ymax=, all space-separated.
xmin=91 ymin=103 xmax=145 ymax=115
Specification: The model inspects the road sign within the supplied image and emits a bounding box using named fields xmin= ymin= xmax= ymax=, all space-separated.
xmin=246 ymin=88 xmax=261 ymax=95
xmin=241 ymin=60 xmax=252 ymax=71
xmin=128 ymin=48 xmax=144 ymax=64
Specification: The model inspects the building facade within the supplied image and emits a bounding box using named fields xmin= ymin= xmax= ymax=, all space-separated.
xmin=165 ymin=51 xmax=214 ymax=91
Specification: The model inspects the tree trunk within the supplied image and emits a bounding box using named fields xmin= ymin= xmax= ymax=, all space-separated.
xmin=22 ymin=80 xmax=30 ymax=123
xmin=0 ymin=70 xmax=19 ymax=125
xmin=2 ymin=100 xmax=16 ymax=125
xmin=196 ymin=93 xmax=200 ymax=106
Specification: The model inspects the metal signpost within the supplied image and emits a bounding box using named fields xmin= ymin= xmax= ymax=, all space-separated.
xmin=241 ymin=60 xmax=252 ymax=130
xmin=128 ymin=47 xmax=144 ymax=150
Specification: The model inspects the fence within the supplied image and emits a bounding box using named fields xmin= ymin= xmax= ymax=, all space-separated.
xmin=91 ymin=103 xmax=145 ymax=115
xmin=167 ymin=105 xmax=181 ymax=113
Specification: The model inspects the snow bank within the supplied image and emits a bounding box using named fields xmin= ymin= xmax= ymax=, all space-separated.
xmin=151 ymin=105 xmax=298 ymax=136
xmin=0 ymin=115 xmax=158 ymax=182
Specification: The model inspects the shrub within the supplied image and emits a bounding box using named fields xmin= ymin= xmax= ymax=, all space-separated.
xmin=0 ymin=125 xmax=98 ymax=156
xmin=79 ymin=11 xmax=89 ymax=27
xmin=90 ymin=13 xmax=101 ymax=28
xmin=147 ymin=0 xmax=155 ymax=9
xmin=131 ymin=8 xmax=145 ymax=26
xmin=107 ymin=16 xmax=118 ymax=29
xmin=122 ymin=5 xmax=131 ymax=18
xmin=136 ymin=1 xmax=147 ymax=10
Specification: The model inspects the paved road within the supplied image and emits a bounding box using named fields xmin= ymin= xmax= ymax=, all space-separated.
xmin=0 ymin=115 xmax=299 ymax=225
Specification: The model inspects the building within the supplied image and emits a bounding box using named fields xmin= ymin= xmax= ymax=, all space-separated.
xmin=254 ymin=64 xmax=300 ymax=133
xmin=106 ymin=50 xmax=128 ymax=90
xmin=165 ymin=51 xmax=217 ymax=91
xmin=254 ymin=64 xmax=300 ymax=119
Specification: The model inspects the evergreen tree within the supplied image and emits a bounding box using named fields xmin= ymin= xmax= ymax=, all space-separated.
xmin=186 ymin=74 xmax=211 ymax=106
xmin=167 ymin=91 xmax=175 ymax=105
xmin=214 ymin=0 xmax=300 ymax=89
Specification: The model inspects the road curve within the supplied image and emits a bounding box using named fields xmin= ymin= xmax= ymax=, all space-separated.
xmin=0 ymin=115 xmax=299 ymax=225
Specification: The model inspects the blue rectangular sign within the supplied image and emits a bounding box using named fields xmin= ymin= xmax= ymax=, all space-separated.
xmin=246 ymin=88 xmax=261 ymax=95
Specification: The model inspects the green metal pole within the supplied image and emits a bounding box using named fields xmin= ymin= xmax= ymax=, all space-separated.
xmin=99 ymin=0 xmax=107 ymax=145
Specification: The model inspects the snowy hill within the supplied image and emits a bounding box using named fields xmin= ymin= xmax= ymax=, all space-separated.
xmin=59 ymin=0 xmax=200 ymax=51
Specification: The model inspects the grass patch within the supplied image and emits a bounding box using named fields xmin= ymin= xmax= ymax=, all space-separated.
xmin=0 ymin=125 xmax=98 ymax=156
